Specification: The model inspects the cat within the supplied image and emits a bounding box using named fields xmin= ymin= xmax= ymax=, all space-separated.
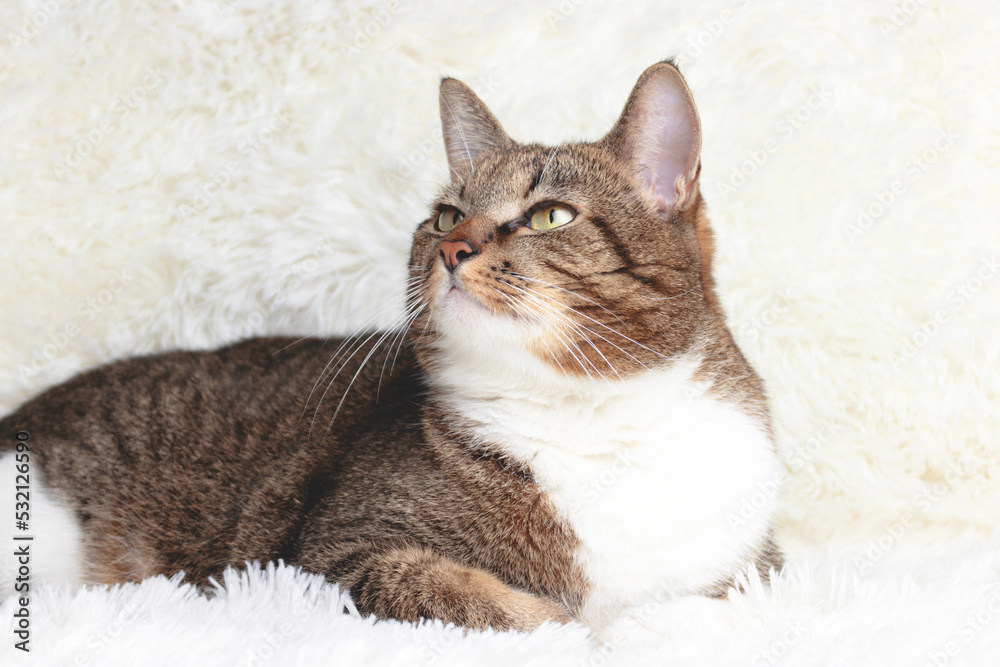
xmin=0 ymin=60 xmax=782 ymax=633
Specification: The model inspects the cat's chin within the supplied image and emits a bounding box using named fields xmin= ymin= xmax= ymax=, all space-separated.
xmin=437 ymin=282 xmax=496 ymax=321
xmin=433 ymin=281 xmax=545 ymax=348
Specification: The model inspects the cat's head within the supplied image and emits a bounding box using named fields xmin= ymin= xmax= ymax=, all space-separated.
xmin=408 ymin=61 xmax=722 ymax=382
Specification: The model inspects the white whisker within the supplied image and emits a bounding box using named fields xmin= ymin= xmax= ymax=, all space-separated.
xmin=508 ymin=272 xmax=626 ymax=325
xmin=377 ymin=301 xmax=427 ymax=400
xmin=539 ymin=145 xmax=560 ymax=183
xmin=508 ymin=286 xmax=618 ymax=380
xmin=324 ymin=325 xmax=406 ymax=435
xmin=510 ymin=281 xmax=670 ymax=362
xmin=302 ymin=281 xmax=425 ymax=420
xmin=506 ymin=281 xmax=658 ymax=373
xmin=495 ymin=290 xmax=588 ymax=379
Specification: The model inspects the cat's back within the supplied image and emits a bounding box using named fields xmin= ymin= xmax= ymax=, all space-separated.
xmin=3 ymin=335 xmax=416 ymax=453
xmin=0 ymin=335 xmax=425 ymax=589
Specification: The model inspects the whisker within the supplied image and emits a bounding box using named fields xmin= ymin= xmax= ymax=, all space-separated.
xmin=305 ymin=284 xmax=426 ymax=432
xmin=538 ymin=145 xmax=561 ymax=183
xmin=507 ymin=287 xmax=618 ymax=380
xmin=561 ymin=318 xmax=623 ymax=381
xmin=309 ymin=328 xmax=393 ymax=436
xmin=302 ymin=281 xmax=425 ymax=419
xmin=499 ymin=287 xmax=605 ymax=379
xmin=510 ymin=282 xmax=669 ymax=362
xmin=495 ymin=290 xmax=584 ymax=380
xmin=272 ymin=335 xmax=314 ymax=354
xmin=376 ymin=301 xmax=427 ymax=400
xmin=508 ymin=272 xmax=626 ymax=325
xmin=634 ymin=280 xmax=702 ymax=301
xmin=506 ymin=282 xmax=654 ymax=373
xmin=413 ymin=305 xmax=437 ymax=352
xmin=324 ymin=324 xmax=408 ymax=434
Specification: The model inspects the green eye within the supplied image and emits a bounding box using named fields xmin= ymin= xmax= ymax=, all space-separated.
xmin=529 ymin=205 xmax=575 ymax=231
xmin=436 ymin=209 xmax=464 ymax=232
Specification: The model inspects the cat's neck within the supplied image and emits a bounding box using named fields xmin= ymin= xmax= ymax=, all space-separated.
xmin=425 ymin=323 xmax=719 ymax=458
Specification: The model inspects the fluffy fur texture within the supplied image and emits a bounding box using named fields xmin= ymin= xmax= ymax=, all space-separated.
xmin=1 ymin=0 xmax=999 ymax=663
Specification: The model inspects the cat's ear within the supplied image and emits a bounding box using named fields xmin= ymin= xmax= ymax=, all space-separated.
xmin=439 ymin=78 xmax=511 ymax=183
xmin=600 ymin=61 xmax=702 ymax=212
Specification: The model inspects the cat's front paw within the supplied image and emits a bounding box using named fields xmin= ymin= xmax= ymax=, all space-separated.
xmin=345 ymin=546 xmax=573 ymax=633
xmin=446 ymin=567 xmax=572 ymax=632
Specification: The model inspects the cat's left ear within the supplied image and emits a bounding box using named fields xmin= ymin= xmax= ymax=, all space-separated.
xmin=439 ymin=78 xmax=511 ymax=184
xmin=600 ymin=61 xmax=702 ymax=212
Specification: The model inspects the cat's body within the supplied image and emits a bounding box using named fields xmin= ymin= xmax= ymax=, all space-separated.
xmin=1 ymin=61 xmax=781 ymax=632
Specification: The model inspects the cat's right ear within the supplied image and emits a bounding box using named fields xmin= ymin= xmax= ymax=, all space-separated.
xmin=600 ymin=61 xmax=702 ymax=213
xmin=439 ymin=78 xmax=511 ymax=184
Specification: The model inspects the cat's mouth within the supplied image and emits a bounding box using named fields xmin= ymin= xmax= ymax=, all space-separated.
xmin=435 ymin=273 xmax=512 ymax=322
xmin=443 ymin=279 xmax=490 ymax=312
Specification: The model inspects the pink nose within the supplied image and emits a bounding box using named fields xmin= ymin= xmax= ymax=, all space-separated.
xmin=439 ymin=240 xmax=478 ymax=272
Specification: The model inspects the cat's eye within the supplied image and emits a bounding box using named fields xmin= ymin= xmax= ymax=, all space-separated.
xmin=435 ymin=209 xmax=464 ymax=232
xmin=528 ymin=205 xmax=575 ymax=231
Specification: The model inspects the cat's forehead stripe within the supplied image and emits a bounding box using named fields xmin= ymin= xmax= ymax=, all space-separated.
xmin=454 ymin=147 xmax=573 ymax=211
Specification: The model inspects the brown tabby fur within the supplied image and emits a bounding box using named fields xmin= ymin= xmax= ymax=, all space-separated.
xmin=1 ymin=60 xmax=780 ymax=632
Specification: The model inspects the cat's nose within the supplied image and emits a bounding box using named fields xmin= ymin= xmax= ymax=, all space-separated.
xmin=439 ymin=240 xmax=479 ymax=272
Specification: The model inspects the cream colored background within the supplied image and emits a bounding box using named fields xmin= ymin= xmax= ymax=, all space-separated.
xmin=1 ymin=0 xmax=998 ymax=664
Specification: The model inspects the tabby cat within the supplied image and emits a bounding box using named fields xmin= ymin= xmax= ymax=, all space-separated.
xmin=1 ymin=61 xmax=781 ymax=632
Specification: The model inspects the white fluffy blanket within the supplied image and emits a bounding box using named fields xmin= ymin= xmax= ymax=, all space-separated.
xmin=2 ymin=0 xmax=999 ymax=664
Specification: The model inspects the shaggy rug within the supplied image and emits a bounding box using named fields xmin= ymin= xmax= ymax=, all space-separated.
xmin=1 ymin=0 xmax=999 ymax=664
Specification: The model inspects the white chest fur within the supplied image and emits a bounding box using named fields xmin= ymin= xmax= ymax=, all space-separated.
xmin=432 ymin=324 xmax=779 ymax=628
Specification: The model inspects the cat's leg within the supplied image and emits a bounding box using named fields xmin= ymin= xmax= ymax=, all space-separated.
xmin=298 ymin=541 xmax=571 ymax=632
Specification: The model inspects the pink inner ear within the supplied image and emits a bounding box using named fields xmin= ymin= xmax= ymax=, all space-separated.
xmin=634 ymin=82 xmax=698 ymax=211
